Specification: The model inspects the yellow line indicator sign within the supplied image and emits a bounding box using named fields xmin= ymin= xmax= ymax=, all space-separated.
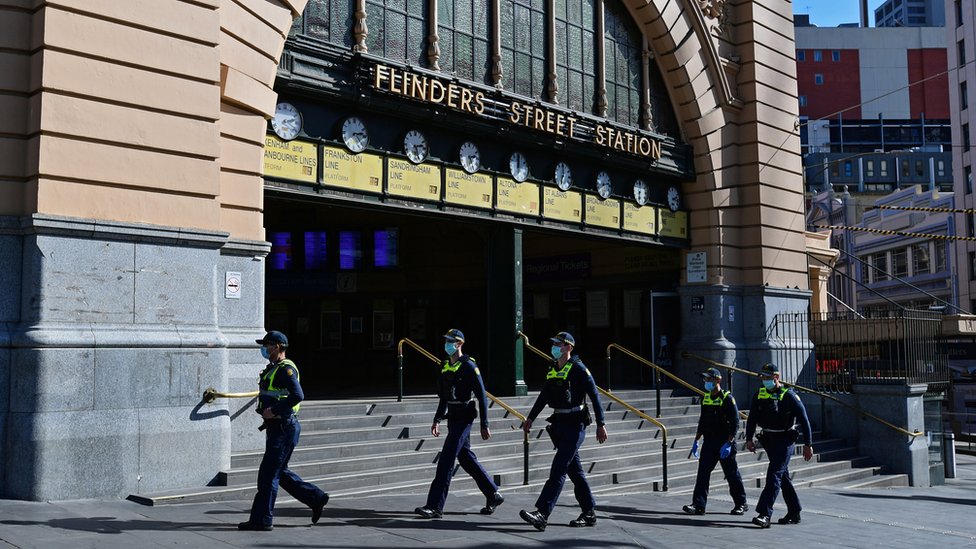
xmin=321 ymin=146 xmax=383 ymax=193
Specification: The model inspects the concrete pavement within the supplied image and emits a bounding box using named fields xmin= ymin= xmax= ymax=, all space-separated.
xmin=1 ymin=452 xmax=974 ymax=548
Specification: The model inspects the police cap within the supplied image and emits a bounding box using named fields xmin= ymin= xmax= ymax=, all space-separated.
xmin=550 ymin=331 xmax=576 ymax=346
xmin=443 ymin=328 xmax=465 ymax=342
xmin=760 ymin=363 xmax=780 ymax=375
xmin=699 ymin=367 xmax=722 ymax=380
xmin=256 ymin=330 xmax=288 ymax=346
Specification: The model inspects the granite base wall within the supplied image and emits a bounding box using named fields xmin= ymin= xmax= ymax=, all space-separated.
xmin=0 ymin=215 xmax=268 ymax=500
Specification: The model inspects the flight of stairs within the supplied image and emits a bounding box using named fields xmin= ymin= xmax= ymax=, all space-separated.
xmin=129 ymin=389 xmax=907 ymax=505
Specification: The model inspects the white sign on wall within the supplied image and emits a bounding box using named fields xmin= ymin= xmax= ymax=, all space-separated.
xmin=687 ymin=252 xmax=706 ymax=283
xmin=225 ymin=271 xmax=242 ymax=299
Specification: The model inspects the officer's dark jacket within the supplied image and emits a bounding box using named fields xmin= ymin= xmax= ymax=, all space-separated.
xmin=745 ymin=385 xmax=813 ymax=446
xmin=696 ymin=389 xmax=739 ymax=441
xmin=433 ymin=355 xmax=490 ymax=430
xmin=527 ymin=356 xmax=606 ymax=427
xmin=257 ymin=359 xmax=304 ymax=419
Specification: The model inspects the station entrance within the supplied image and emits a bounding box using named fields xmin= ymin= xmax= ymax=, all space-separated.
xmin=264 ymin=192 xmax=681 ymax=398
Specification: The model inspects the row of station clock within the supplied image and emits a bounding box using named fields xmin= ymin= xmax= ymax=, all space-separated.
xmin=271 ymin=102 xmax=682 ymax=211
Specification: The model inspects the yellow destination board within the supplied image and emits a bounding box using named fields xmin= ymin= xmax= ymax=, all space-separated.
xmin=542 ymin=187 xmax=582 ymax=223
xmin=496 ymin=177 xmax=540 ymax=216
xmin=445 ymin=168 xmax=493 ymax=209
xmin=263 ymin=136 xmax=317 ymax=183
xmin=320 ymin=146 xmax=383 ymax=193
xmin=623 ymin=203 xmax=656 ymax=235
xmin=585 ymin=195 xmax=620 ymax=229
xmin=387 ymin=158 xmax=441 ymax=201
xmin=658 ymin=210 xmax=688 ymax=238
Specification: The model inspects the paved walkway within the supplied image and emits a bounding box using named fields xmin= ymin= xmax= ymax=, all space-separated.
xmin=2 ymin=452 xmax=975 ymax=548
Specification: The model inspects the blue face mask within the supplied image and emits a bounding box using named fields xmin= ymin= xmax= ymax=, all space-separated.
xmin=444 ymin=342 xmax=457 ymax=356
xmin=762 ymin=379 xmax=776 ymax=390
xmin=704 ymin=381 xmax=715 ymax=392
xmin=550 ymin=345 xmax=563 ymax=360
xmin=260 ymin=347 xmax=271 ymax=360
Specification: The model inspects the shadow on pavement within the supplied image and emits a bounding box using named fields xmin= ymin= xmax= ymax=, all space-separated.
xmin=0 ymin=517 xmax=234 ymax=534
xmin=834 ymin=492 xmax=976 ymax=507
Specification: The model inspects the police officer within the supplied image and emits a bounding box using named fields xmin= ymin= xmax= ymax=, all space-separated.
xmin=745 ymin=362 xmax=813 ymax=528
xmin=414 ymin=329 xmax=504 ymax=519
xmin=519 ymin=331 xmax=608 ymax=532
xmin=682 ymin=367 xmax=748 ymax=516
xmin=239 ymin=331 xmax=329 ymax=531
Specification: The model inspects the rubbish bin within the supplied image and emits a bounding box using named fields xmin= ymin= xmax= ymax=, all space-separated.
xmin=944 ymin=431 xmax=956 ymax=479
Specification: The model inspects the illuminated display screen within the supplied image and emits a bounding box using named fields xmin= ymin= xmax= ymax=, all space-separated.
xmin=374 ymin=229 xmax=398 ymax=268
xmin=304 ymin=231 xmax=328 ymax=270
xmin=339 ymin=231 xmax=362 ymax=270
xmin=269 ymin=232 xmax=292 ymax=270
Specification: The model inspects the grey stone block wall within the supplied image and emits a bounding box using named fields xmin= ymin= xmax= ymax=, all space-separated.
xmin=0 ymin=215 xmax=268 ymax=500
xmin=853 ymin=383 xmax=930 ymax=487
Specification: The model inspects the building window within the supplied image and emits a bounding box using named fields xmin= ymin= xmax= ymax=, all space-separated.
xmin=814 ymin=50 xmax=823 ymax=62
xmin=866 ymin=160 xmax=875 ymax=177
xmin=912 ymin=243 xmax=929 ymax=275
xmin=873 ymin=254 xmax=888 ymax=282
xmin=959 ymin=40 xmax=967 ymax=67
xmin=365 ymin=0 xmax=428 ymax=64
xmin=936 ymin=242 xmax=947 ymax=272
xmin=502 ymin=0 xmax=547 ymax=99
xmin=965 ymin=123 xmax=971 ymax=152
xmin=967 ymin=165 xmax=973 ymax=193
xmin=438 ymin=0 xmax=491 ymax=83
xmin=915 ymin=160 xmax=924 ymax=177
xmin=814 ymin=74 xmax=824 ymax=85
xmin=831 ymin=161 xmax=839 ymax=177
xmin=294 ymin=0 xmax=355 ymax=46
xmin=880 ymin=160 xmax=888 ymax=177
xmin=604 ymin=2 xmax=643 ymax=126
xmin=799 ymin=95 xmax=807 ymax=107
xmin=962 ymin=81 xmax=969 ymax=110
xmin=860 ymin=255 xmax=871 ymax=284
xmin=970 ymin=252 xmax=976 ymax=279
xmin=937 ymin=160 xmax=945 ymax=177
xmin=892 ymin=248 xmax=908 ymax=278
xmin=832 ymin=50 xmax=840 ymax=62
xmin=844 ymin=160 xmax=852 ymax=177
xmin=958 ymin=0 xmax=964 ymax=28
xmin=901 ymin=160 xmax=910 ymax=177
xmin=797 ymin=50 xmax=805 ymax=62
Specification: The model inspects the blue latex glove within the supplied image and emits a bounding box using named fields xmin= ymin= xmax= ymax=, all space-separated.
xmin=720 ymin=442 xmax=733 ymax=459
xmin=690 ymin=440 xmax=700 ymax=459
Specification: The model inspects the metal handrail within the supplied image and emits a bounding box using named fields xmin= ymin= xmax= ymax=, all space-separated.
xmin=396 ymin=338 xmax=531 ymax=485
xmin=517 ymin=332 xmax=670 ymax=491
xmin=683 ymin=351 xmax=923 ymax=439
xmin=607 ymin=344 xmax=748 ymax=421
xmin=202 ymin=387 xmax=258 ymax=403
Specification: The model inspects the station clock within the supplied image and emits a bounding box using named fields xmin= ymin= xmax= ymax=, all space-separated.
xmin=459 ymin=141 xmax=481 ymax=174
xmin=271 ymin=102 xmax=302 ymax=141
xmin=403 ymin=130 xmax=429 ymax=164
xmin=633 ymin=179 xmax=649 ymax=206
xmin=554 ymin=162 xmax=573 ymax=191
xmin=596 ymin=171 xmax=612 ymax=199
xmin=341 ymin=116 xmax=369 ymax=153
xmin=667 ymin=185 xmax=682 ymax=211
xmin=509 ymin=151 xmax=529 ymax=182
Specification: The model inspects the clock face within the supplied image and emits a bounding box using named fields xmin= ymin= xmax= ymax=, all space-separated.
xmin=554 ymin=162 xmax=572 ymax=191
xmin=403 ymin=130 xmax=429 ymax=164
xmin=633 ymin=179 xmax=649 ymax=206
xmin=667 ymin=186 xmax=681 ymax=211
xmin=596 ymin=171 xmax=612 ymax=199
xmin=271 ymin=102 xmax=302 ymax=141
xmin=341 ymin=116 xmax=368 ymax=153
xmin=459 ymin=141 xmax=480 ymax=174
xmin=509 ymin=152 xmax=529 ymax=182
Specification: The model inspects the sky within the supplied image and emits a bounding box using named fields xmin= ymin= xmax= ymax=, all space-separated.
xmin=793 ymin=0 xmax=887 ymax=28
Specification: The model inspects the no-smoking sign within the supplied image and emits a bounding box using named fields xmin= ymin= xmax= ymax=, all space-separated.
xmin=225 ymin=271 xmax=242 ymax=299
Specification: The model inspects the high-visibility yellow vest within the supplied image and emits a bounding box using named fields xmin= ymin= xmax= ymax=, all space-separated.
xmin=260 ymin=359 xmax=301 ymax=414
xmin=758 ymin=387 xmax=787 ymax=401
xmin=703 ymin=390 xmax=730 ymax=406
xmin=547 ymin=362 xmax=572 ymax=381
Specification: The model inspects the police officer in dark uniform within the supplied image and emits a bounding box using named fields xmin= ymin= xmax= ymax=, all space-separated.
xmin=682 ymin=367 xmax=748 ymax=516
xmin=519 ymin=331 xmax=608 ymax=532
xmin=745 ymin=362 xmax=813 ymax=528
xmin=414 ymin=329 xmax=504 ymax=519
xmin=239 ymin=331 xmax=329 ymax=531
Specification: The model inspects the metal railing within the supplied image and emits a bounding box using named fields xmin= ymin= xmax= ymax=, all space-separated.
xmin=397 ymin=338 xmax=530 ymax=485
xmin=607 ymin=343 xmax=749 ymax=422
xmin=518 ymin=332 xmax=670 ymax=491
xmin=684 ymin=351 xmax=923 ymax=440
xmin=202 ymin=387 xmax=257 ymax=403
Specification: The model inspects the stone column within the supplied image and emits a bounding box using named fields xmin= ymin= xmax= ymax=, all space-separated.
xmin=854 ymin=383 xmax=931 ymax=487
xmin=486 ymin=226 xmax=527 ymax=396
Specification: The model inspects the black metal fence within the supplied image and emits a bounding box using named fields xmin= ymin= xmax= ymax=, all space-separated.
xmin=770 ymin=309 xmax=949 ymax=394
